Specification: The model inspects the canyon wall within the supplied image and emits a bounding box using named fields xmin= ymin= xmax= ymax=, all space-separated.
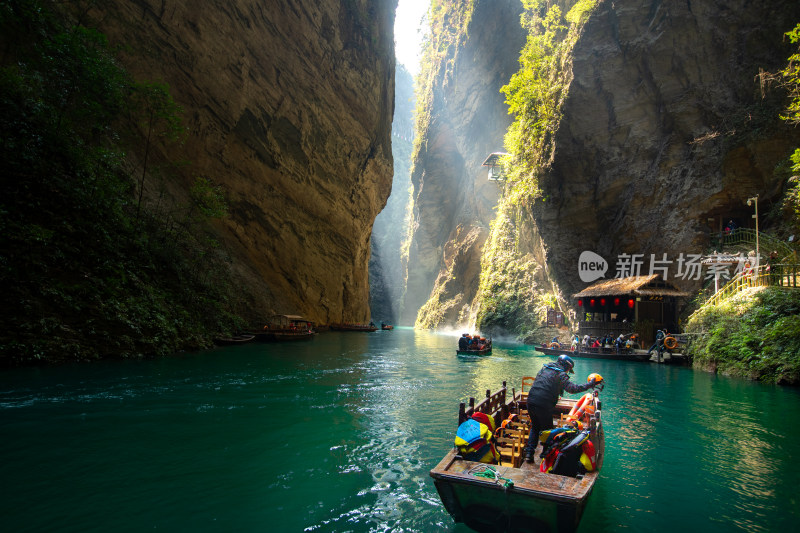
xmin=89 ymin=0 xmax=396 ymax=325
xmin=408 ymin=0 xmax=800 ymax=333
xmin=539 ymin=0 xmax=800 ymax=300
xmin=403 ymin=0 xmax=527 ymax=327
xmin=370 ymin=64 xmax=415 ymax=325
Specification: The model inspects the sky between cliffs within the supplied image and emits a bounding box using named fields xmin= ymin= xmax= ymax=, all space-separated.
xmin=395 ymin=0 xmax=429 ymax=76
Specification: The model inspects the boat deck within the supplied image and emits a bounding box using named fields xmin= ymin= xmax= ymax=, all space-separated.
xmin=430 ymin=382 xmax=605 ymax=532
xmin=432 ymin=449 xmax=597 ymax=501
xmin=431 ymin=397 xmax=598 ymax=502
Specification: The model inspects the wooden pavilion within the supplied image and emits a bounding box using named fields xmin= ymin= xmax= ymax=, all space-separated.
xmin=572 ymin=274 xmax=688 ymax=345
xmin=481 ymin=152 xmax=509 ymax=181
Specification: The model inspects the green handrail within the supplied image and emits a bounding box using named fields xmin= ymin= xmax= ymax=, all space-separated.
xmin=710 ymin=228 xmax=798 ymax=263
xmin=692 ymin=262 xmax=800 ymax=317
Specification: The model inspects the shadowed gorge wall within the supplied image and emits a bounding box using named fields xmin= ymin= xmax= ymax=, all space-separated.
xmin=370 ymin=64 xmax=415 ymax=324
xmin=537 ymin=0 xmax=800 ymax=301
xmin=88 ymin=0 xmax=396 ymax=325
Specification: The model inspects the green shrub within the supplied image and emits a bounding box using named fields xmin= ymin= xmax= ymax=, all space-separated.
xmin=685 ymin=288 xmax=800 ymax=385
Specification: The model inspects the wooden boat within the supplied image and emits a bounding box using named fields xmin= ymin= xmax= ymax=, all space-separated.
xmin=213 ymin=334 xmax=255 ymax=346
xmin=381 ymin=323 xmax=394 ymax=330
xmin=457 ymin=334 xmax=492 ymax=356
xmin=430 ymin=379 xmax=605 ymax=533
xmin=256 ymin=315 xmax=316 ymax=341
xmin=270 ymin=330 xmax=315 ymax=341
xmin=534 ymin=343 xmax=650 ymax=362
xmin=456 ymin=346 xmax=492 ymax=356
xmin=329 ymin=323 xmax=378 ymax=332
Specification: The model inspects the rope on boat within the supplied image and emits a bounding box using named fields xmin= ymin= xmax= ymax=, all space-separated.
xmin=467 ymin=465 xmax=514 ymax=489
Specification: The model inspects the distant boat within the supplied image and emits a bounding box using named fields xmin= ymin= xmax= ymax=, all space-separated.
xmin=257 ymin=315 xmax=316 ymax=341
xmin=381 ymin=323 xmax=394 ymax=330
xmin=213 ymin=334 xmax=255 ymax=346
xmin=330 ymin=323 xmax=378 ymax=332
xmin=456 ymin=346 xmax=492 ymax=356
xmin=534 ymin=344 xmax=649 ymax=362
xmin=457 ymin=334 xmax=492 ymax=356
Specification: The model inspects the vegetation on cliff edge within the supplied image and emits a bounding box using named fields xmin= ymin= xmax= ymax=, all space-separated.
xmin=475 ymin=211 xmax=544 ymax=335
xmin=412 ymin=0 xmax=475 ymax=168
xmin=686 ymin=288 xmax=800 ymax=385
xmin=684 ymin=23 xmax=800 ymax=384
xmin=0 ymin=1 xmax=245 ymax=365
xmin=475 ymin=0 xmax=598 ymax=337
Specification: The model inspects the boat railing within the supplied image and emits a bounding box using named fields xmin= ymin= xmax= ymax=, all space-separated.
xmin=458 ymin=382 xmax=507 ymax=425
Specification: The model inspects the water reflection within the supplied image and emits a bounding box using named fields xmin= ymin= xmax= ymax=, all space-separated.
xmin=1 ymin=329 xmax=799 ymax=532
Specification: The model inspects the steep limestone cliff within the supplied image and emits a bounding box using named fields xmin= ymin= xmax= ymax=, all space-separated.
xmin=409 ymin=0 xmax=800 ymax=336
xmin=538 ymin=0 xmax=800 ymax=300
xmin=88 ymin=0 xmax=396 ymax=325
xmin=404 ymin=0 xmax=526 ymax=327
xmin=370 ymin=64 xmax=415 ymax=325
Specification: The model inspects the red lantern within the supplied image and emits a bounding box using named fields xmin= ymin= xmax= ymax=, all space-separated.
xmin=590 ymin=299 xmax=596 ymax=307
xmin=578 ymin=299 xmax=583 ymax=307
xmin=627 ymin=299 xmax=635 ymax=309
xmin=600 ymin=298 xmax=606 ymax=306
xmin=614 ymin=298 xmax=620 ymax=306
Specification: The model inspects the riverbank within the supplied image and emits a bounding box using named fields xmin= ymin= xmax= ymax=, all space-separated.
xmin=685 ymin=287 xmax=800 ymax=385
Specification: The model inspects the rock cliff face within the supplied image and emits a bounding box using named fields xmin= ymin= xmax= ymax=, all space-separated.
xmin=89 ymin=0 xmax=396 ymax=325
xmin=408 ymin=0 xmax=800 ymax=331
xmin=370 ymin=65 xmax=415 ymax=325
xmin=403 ymin=0 xmax=526 ymax=326
xmin=539 ymin=0 xmax=800 ymax=299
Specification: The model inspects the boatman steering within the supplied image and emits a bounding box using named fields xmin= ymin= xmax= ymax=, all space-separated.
xmin=524 ymin=354 xmax=603 ymax=463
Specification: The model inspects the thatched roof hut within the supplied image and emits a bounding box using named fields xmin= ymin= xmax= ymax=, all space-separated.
xmin=573 ymin=274 xmax=689 ymax=298
xmin=572 ymin=274 xmax=688 ymax=344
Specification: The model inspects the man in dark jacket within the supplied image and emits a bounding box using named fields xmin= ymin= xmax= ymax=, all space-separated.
xmin=524 ymin=355 xmax=601 ymax=462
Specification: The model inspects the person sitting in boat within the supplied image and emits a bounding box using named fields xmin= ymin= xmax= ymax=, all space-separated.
xmin=615 ymin=333 xmax=626 ymax=353
xmin=475 ymin=337 xmax=487 ymax=350
xmin=625 ymin=334 xmax=638 ymax=350
xmin=524 ymin=355 xmax=602 ymax=463
xmin=591 ymin=338 xmax=602 ymax=348
xmin=582 ymin=334 xmax=590 ymax=347
xmin=458 ymin=333 xmax=470 ymax=351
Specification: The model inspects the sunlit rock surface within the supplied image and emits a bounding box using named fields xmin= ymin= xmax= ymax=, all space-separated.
xmin=90 ymin=0 xmax=396 ymax=324
xmin=408 ymin=0 xmax=800 ymax=329
xmin=403 ymin=0 xmax=526 ymax=327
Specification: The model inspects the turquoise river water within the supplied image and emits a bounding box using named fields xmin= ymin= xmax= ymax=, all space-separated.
xmin=1 ymin=328 xmax=799 ymax=532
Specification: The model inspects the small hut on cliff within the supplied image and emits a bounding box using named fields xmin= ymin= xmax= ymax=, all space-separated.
xmin=572 ymin=274 xmax=688 ymax=345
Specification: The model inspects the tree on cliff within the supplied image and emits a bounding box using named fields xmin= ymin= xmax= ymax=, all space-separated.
xmin=0 ymin=1 xmax=242 ymax=364
xmin=777 ymin=23 xmax=800 ymax=235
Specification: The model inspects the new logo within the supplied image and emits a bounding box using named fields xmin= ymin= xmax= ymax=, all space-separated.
xmin=578 ymin=251 xmax=608 ymax=283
